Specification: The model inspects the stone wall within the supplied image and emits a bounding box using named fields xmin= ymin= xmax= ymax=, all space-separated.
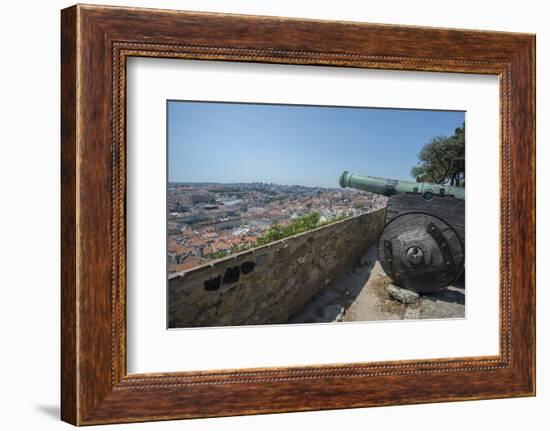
xmin=168 ymin=208 xmax=385 ymax=328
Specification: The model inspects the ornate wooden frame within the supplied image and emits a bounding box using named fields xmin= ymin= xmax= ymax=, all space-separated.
xmin=61 ymin=4 xmax=536 ymax=425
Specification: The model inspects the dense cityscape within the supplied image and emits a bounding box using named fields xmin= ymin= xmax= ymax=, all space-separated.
xmin=168 ymin=182 xmax=387 ymax=274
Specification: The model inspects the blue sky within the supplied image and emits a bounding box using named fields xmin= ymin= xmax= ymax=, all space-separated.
xmin=168 ymin=101 xmax=464 ymax=188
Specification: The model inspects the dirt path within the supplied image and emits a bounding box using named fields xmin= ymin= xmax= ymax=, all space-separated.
xmin=289 ymin=245 xmax=465 ymax=324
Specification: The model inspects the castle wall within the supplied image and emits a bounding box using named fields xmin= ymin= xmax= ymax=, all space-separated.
xmin=168 ymin=208 xmax=385 ymax=328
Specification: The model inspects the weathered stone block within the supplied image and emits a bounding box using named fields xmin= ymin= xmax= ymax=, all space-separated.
xmin=386 ymin=284 xmax=420 ymax=304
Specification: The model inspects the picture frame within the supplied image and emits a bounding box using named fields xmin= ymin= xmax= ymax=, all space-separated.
xmin=60 ymin=4 xmax=535 ymax=425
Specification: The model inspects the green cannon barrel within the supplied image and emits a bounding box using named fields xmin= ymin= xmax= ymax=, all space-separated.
xmin=339 ymin=171 xmax=465 ymax=201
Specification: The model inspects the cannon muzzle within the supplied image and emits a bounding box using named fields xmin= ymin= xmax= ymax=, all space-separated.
xmin=339 ymin=170 xmax=464 ymax=200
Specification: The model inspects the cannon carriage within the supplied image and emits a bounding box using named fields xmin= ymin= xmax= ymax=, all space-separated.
xmin=339 ymin=171 xmax=465 ymax=293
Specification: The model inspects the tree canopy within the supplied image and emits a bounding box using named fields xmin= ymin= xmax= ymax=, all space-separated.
xmin=410 ymin=123 xmax=465 ymax=186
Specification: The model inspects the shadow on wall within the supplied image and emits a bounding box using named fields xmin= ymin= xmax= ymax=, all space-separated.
xmin=168 ymin=208 xmax=385 ymax=328
xmin=34 ymin=405 xmax=59 ymax=421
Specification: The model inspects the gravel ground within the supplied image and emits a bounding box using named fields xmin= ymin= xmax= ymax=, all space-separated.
xmin=289 ymin=245 xmax=465 ymax=324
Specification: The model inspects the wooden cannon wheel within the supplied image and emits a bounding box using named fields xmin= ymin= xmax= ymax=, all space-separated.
xmin=377 ymin=211 xmax=464 ymax=294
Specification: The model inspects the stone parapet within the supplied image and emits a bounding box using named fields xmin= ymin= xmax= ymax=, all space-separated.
xmin=168 ymin=208 xmax=385 ymax=328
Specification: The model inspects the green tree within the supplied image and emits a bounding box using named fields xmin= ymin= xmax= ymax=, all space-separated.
xmin=410 ymin=123 xmax=465 ymax=186
xmin=205 ymin=212 xmax=349 ymax=259
xmin=255 ymin=212 xmax=321 ymax=245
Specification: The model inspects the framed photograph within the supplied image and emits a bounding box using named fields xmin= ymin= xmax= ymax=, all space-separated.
xmin=61 ymin=4 xmax=535 ymax=425
xmin=165 ymin=101 xmax=466 ymax=329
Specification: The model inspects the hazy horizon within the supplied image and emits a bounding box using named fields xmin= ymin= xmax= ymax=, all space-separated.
xmin=168 ymin=180 xmax=338 ymax=187
xmin=168 ymin=101 xmax=465 ymax=188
